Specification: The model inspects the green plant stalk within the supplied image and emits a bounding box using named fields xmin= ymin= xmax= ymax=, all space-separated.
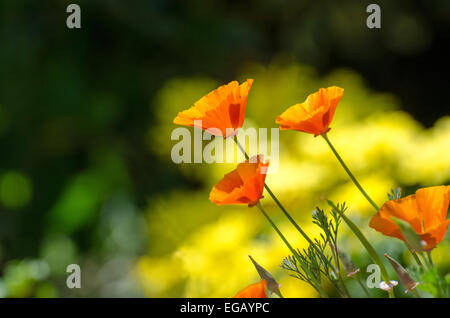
xmin=255 ymin=202 xmax=298 ymax=259
xmin=321 ymin=134 xmax=379 ymax=212
xmin=255 ymin=203 xmax=329 ymax=298
xmin=356 ymin=276 xmax=371 ymax=298
xmin=329 ymin=238 xmax=351 ymax=297
xmin=235 ymin=138 xmax=330 ymax=297
xmin=235 ymin=137 xmax=352 ymax=297
xmin=411 ymin=250 xmax=423 ymax=267
xmin=427 ymin=251 xmax=434 ymax=266
xmin=419 ymin=253 xmax=429 ymax=269
xmin=337 ymin=270 xmax=351 ymax=298
xmin=329 ymin=202 xmax=395 ymax=298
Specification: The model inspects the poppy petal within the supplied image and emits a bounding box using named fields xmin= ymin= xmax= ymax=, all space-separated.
xmin=233 ymin=280 xmax=267 ymax=298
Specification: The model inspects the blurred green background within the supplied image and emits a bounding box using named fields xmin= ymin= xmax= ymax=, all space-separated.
xmin=0 ymin=0 xmax=449 ymax=297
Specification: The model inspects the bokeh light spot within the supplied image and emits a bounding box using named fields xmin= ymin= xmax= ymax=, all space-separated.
xmin=0 ymin=171 xmax=33 ymax=210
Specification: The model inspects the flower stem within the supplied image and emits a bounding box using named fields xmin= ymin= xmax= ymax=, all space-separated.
xmin=329 ymin=201 xmax=395 ymax=298
xmin=321 ymin=133 xmax=379 ymax=212
xmin=233 ymin=137 xmax=318 ymax=250
xmin=256 ymin=202 xmax=329 ymax=298
xmin=234 ymin=136 xmax=249 ymax=160
xmin=410 ymin=250 xmax=423 ymax=267
xmin=356 ymin=276 xmax=371 ymax=298
xmin=427 ymin=251 xmax=434 ymax=266
xmin=255 ymin=202 xmax=297 ymax=258
xmin=263 ymin=184 xmax=318 ymax=248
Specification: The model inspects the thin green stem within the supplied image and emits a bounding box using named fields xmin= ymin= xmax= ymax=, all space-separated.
xmin=356 ymin=276 xmax=371 ymax=298
xmin=255 ymin=202 xmax=297 ymax=258
xmin=427 ymin=251 xmax=434 ymax=267
xmin=234 ymin=137 xmax=331 ymax=298
xmin=263 ymin=184 xmax=318 ymax=248
xmin=338 ymin=274 xmax=351 ymax=298
xmin=255 ymin=202 xmax=329 ymax=298
xmin=311 ymin=285 xmax=329 ymax=298
xmin=329 ymin=242 xmax=350 ymax=297
xmin=419 ymin=253 xmax=429 ymax=269
xmin=321 ymin=134 xmax=379 ymax=212
xmin=234 ymin=135 xmax=250 ymax=160
xmin=233 ymin=137 xmax=318 ymax=250
xmin=411 ymin=250 xmax=423 ymax=267
xmin=329 ymin=202 xmax=395 ymax=298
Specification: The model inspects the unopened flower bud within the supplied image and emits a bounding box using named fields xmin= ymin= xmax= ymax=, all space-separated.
xmin=384 ymin=254 xmax=419 ymax=293
xmin=248 ymin=255 xmax=282 ymax=297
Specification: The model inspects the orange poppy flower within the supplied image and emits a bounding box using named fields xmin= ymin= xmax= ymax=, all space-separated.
xmin=173 ymin=79 xmax=253 ymax=137
xmin=276 ymin=86 xmax=344 ymax=136
xmin=369 ymin=185 xmax=450 ymax=250
xmin=233 ymin=280 xmax=267 ymax=298
xmin=209 ymin=155 xmax=269 ymax=207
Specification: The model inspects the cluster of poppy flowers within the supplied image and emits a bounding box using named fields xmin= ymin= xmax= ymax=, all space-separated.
xmin=174 ymin=79 xmax=450 ymax=298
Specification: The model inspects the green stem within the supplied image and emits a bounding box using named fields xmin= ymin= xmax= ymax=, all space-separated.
xmin=329 ymin=202 xmax=395 ymax=298
xmin=263 ymin=184 xmax=318 ymax=248
xmin=234 ymin=136 xmax=250 ymax=160
xmin=233 ymin=137 xmax=318 ymax=250
xmin=235 ymin=137 xmax=330 ymax=298
xmin=419 ymin=253 xmax=429 ymax=269
xmin=356 ymin=276 xmax=371 ymax=298
xmin=255 ymin=202 xmax=298 ymax=259
xmin=321 ymin=134 xmax=379 ymax=212
xmin=427 ymin=251 xmax=434 ymax=267
xmin=311 ymin=285 xmax=329 ymax=298
xmin=338 ymin=274 xmax=351 ymax=298
xmin=411 ymin=250 xmax=423 ymax=267
xmin=330 ymin=242 xmax=351 ymax=298
xmin=256 ymin=202 xmax=329 ymax=298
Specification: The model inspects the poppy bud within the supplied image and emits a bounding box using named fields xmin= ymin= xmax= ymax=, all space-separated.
xmin=248 ymin=255 xmax=282 ymax=297
xmin=384 ymin=254 xmax=419 ymax=293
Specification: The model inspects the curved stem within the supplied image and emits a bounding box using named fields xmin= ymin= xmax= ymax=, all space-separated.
xmin=233 ymin=137 xmax=318 ymax=250
xmin=321 ymin=134 xmax=379 ymax=212
xmin=263 ymin=184 xmax=317 ymax=248
xmin=256 ymin=202 xmax=329 ymax=298
xmin=255 ymin=202 xmax=298 ymax=258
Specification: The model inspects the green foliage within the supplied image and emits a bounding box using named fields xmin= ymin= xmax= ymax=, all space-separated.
xmin=281 ymin=203 xmax=345 ymax=297
xmin=387 ymin=187 xmax=402 ymax=200
xmin=409 ymin=265 xmax=449 ymax=298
